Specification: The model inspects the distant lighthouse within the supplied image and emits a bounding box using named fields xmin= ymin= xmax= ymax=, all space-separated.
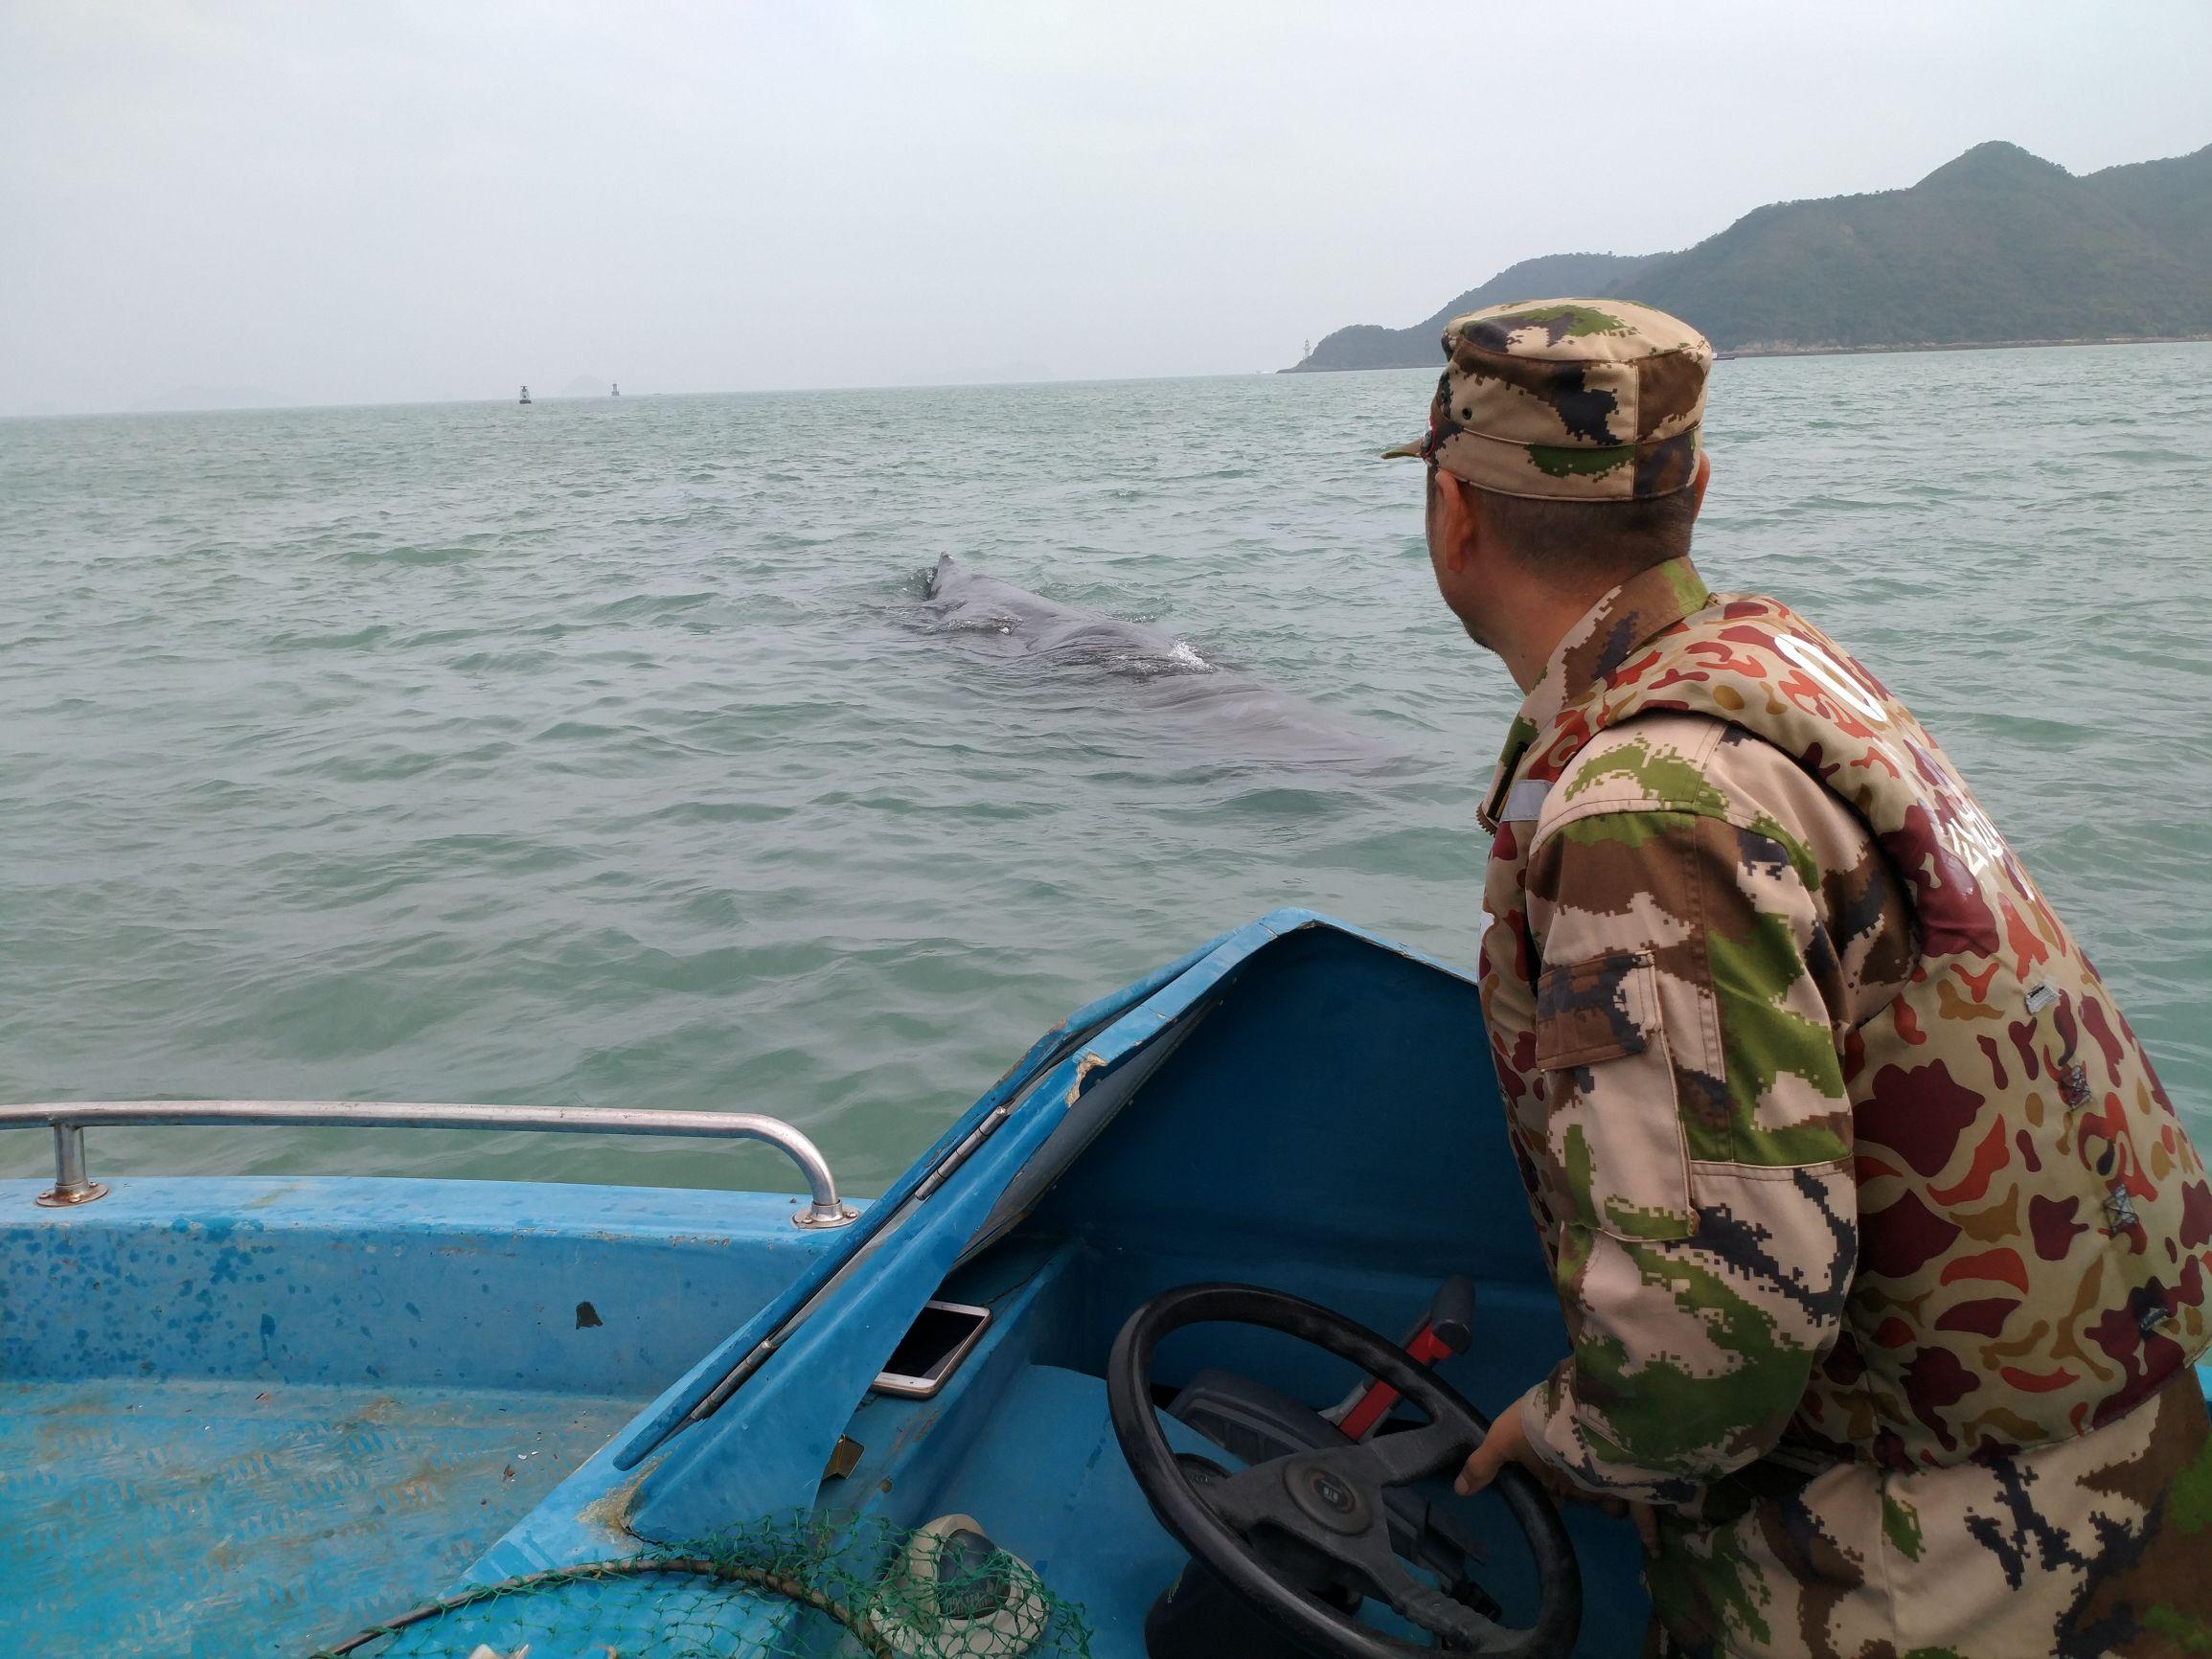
xmin=519 ymin=384 xmax=532 ymax=405
xmin=611 ymin=382 xmax=619 ymax=398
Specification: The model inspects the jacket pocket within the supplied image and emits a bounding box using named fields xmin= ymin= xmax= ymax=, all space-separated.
xmin=1536 ymin=950 xmax=1696 ymax=1242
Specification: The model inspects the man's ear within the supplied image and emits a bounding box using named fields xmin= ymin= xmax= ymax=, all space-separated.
xmin=1689 ymin=448 xmax=1712 ymax=518
xmin=1432 ymin=469 xmax=1480 ymax=572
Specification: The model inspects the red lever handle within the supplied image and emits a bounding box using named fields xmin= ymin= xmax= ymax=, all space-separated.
xmin=1334 ymin=1276 xmax=1476 ymax=1441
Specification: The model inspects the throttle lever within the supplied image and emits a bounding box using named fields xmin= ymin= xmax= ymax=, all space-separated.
xmin=1323 ymin=1275 xmax=1475 ymax=1442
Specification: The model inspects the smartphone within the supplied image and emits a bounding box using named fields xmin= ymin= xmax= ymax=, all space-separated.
xmin=872 ymin=1300 xmax=993 ymax=1398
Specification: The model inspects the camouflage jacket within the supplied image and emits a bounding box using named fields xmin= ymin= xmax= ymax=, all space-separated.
xmin=1476 ymin=558 xmax=2212 ymax=1507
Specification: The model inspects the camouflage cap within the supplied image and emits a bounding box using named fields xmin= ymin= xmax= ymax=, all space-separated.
xmin=1382 ymin=298 xmax=1712 ymax=501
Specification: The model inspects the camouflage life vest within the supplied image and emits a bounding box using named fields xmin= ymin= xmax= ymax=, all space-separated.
xmin=1478 ymin=573 xmax=2212 ymax=1470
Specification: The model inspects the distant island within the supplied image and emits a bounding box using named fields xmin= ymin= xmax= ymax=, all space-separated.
xmin=1287 ymin=141 xmax=2212 ymax=369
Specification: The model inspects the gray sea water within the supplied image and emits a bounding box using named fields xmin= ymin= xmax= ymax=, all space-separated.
xmin=5 ymin=344 xmax=2209 ymax=1198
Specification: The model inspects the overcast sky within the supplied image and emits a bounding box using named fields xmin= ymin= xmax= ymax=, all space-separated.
xmin=4 ymin=0 xmax=2208 ymax=413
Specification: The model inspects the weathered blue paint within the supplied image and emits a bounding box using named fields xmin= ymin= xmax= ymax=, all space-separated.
xmin=1 ymin=1374 xmax=640 ymax=1657
xmin=0 ymin=1179 xmax=844 ymax=1656
xmin=0 ymin=1177 xmax=843 ymax=1392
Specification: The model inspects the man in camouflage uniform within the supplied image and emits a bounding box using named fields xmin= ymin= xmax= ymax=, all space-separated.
xmin=1402 ymin=298 xmax=2212 ymax=1655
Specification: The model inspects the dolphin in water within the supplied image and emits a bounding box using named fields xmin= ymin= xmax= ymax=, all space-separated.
xmin=919 ymin=554 xmax=1209 ymax=674
xmin=910 ymin=555 xmax=1396 ymax=767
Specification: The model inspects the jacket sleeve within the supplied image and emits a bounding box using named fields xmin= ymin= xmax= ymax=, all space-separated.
xmin=1515 ymin=801 xmax=1865 ymax=1505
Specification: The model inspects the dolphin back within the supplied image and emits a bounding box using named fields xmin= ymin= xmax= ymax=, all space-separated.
xmin=902 ymin=557 xmax=1397 ymax=766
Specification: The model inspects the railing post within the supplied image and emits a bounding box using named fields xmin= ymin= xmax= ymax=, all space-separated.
xmin=36 ymin=1123 xmax=109 ymax=1208
xmin=792 ymin=1193 xmax=861 ymax=1229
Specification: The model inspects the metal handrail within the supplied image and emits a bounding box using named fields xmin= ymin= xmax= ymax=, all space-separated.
xmin=0 ymin=1100 xmax=860 ymax=1227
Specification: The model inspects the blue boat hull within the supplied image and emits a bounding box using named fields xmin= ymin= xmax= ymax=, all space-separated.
xmin=10 ymin=911 xmax=2196 ymax=1656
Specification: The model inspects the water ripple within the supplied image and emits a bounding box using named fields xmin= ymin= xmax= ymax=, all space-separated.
xmin=2 ymin=346 xmax=2208 ymax=1192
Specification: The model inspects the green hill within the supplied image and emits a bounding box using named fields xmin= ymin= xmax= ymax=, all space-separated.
xmin=1287 ymin=141 xmax=2212 ymax=369
xmin=1295 ymin=252 xmax=1669 ymax=371
xmin=2086 ymin=143 xmax=2212 ymax=272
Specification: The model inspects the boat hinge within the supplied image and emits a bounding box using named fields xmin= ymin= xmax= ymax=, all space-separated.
xmin=912 ymin=1102 xmax=1011 ymax=1202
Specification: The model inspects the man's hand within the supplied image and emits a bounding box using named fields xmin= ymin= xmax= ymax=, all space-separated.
xmin=1453 ymin=1382 xmax=1546 ymax=1496
xmin=1454 ymin=1383 xmax=1661 ymax=1556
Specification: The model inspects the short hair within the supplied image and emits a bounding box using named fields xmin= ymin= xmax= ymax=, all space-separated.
xmin=1468 ymin=482 xmax=1699 ymax=576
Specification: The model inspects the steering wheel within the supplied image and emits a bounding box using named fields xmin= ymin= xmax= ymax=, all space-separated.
xmin=1107 ymin=1282 xmax=1581 ymax=1659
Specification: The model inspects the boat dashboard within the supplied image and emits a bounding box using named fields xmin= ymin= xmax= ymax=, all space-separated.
xmin=767 ymin=915 xmax=1648 ymax=1656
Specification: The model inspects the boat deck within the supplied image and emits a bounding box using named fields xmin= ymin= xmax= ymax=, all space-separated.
xmin=0 ymin=1375 xmax=639 ymax=1658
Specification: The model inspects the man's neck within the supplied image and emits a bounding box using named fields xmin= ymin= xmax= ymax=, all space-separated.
xmin=1494 ymin=574 xmax=1629 ymax=693
xmin=1494 ymin=556 xmax=1704 ymax=693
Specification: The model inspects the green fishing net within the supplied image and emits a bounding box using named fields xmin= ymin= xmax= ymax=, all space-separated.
xmin=308 ymin=1514 xmax=1092 ymax=1659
